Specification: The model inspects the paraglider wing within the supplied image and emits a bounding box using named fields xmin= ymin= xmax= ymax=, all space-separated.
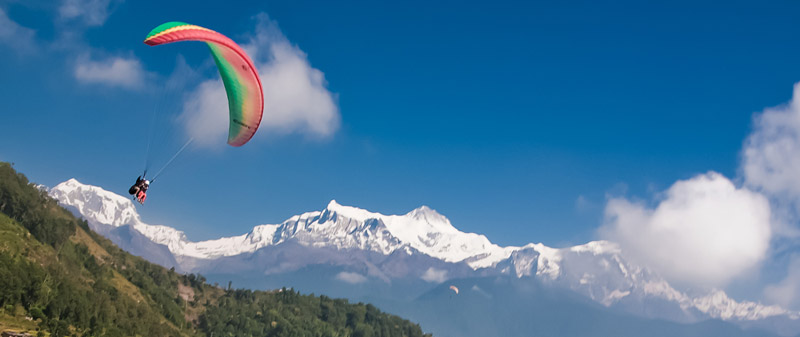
xmin=449 ymin=285 xmax=459 ymax=295
xmin=144 ymin=22 xmax=264 ymax=147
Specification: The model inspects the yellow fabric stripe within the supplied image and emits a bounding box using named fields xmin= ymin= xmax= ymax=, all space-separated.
xmin=144 ymin=25 xmax=215 ymax=42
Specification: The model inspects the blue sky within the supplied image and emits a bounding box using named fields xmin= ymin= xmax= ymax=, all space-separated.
xmin=3 ymin=0 xmax=800 ymax=306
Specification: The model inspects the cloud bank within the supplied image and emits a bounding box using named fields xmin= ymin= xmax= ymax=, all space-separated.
xmin=7 ymin=0 xmax=148 ymax=90
xmin=421 ymin=267 xmax=448 ymax=283
xmin=600 ymin=81 xmax=800 ymax=305
xmin=335 ymin=271 xmax=367 ymax=284
xmin=59 ymin=0 xmax=114 ymax=26
xmin=600 ymin=172 xmax=772 ymax=287
xmin=764 ymin=255 xmax=800 ymax=309
xmin=743 ymin=83 xmax=800 ymax=228
xmin=742 ymin=82 xmax=800 ymax=309
xmin=74 ymin=54 xmax=148 ymax=89
xmin=0 ymin=8 xmax=36 ymax=53
xmin=181 ymin=14 xmax=340 ymax=147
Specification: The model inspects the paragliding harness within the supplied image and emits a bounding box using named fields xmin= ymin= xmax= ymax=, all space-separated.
xmin=130 ymin=137 xmax=192 ymax=206
xmin=129 ymin=175 xmax=150 ymax=204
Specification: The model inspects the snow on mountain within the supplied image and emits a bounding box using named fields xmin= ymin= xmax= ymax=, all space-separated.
xmin=49 ymin=179 xmax=799 ymax=326
xmin=517 ymin=240 xmax=798 ymax=322
xmin=321 ymin=200 xmax=515 ymax=268
xmin=50 ymin=179 xmax=202 ymax=256
xmin=50 ymin=179 xmax=142 ymax=228
xmin=48 ymin=181 xmax=512 ymax=267
xmin=692 ymin=289 xmax=798 ymax=321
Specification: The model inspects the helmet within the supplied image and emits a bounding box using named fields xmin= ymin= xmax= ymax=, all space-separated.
xmin=143 ymin=180 xmax=150 ymax=186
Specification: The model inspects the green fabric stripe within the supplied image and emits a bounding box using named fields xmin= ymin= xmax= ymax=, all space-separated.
xmin=206 ymin=43 xmax=247 ymax=141
xmin=145 ymin=21 xmax=191 ymax=40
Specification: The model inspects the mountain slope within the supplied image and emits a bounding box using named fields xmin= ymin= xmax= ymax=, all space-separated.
xmin=0 ymin=162 xmax=431 ymax=337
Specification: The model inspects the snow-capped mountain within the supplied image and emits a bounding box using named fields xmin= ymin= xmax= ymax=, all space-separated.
xmin=50 ymin=179 xmax=800 ymax=336
xmin=49 ymin=179 xmax=142 ymax=228
xmin=525 ymin=240 xmax=798 ymax=323
xmin=50 ymin=179 xmax=513 ymax=266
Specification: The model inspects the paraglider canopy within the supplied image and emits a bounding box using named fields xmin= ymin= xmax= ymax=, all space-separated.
xmin=449 ymin=285 xmax=459 ymax=295
xmin=144 ymin=21 xmax=264 ymax=147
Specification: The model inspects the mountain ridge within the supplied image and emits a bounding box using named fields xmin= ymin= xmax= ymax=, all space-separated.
xmin=50 ymin=178 xmax=800 ymax=335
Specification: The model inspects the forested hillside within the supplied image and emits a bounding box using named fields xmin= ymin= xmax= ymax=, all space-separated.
xmin=0 ymin=162 xmax=431 ymax=337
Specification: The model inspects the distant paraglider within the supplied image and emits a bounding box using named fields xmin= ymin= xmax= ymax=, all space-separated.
xmin=449 ymin=285 xmax=459 ymax=295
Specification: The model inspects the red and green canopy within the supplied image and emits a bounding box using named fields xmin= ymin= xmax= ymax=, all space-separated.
xmin=145 ymin=22 xmax=264 ymax=147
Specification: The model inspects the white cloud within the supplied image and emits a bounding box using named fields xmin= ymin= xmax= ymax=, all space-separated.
xmin=181 ymin=14 xmax=340 ymax=148
xmin=181 ymin=79 xmax=227 ymax=145
xmin=740 ymin=81 xmax=800 ymax=308
xmin=335 ymin=271 xmax=367 ymax=284
xmin=600 ymin=172 xmax=772 ymax=287
xmin=743 ymin=82 xmax=800 ymax=234
xmin=764 ymin=255 xmax=800 ymax=310
xmin=471 ymin=285 xmax=492 ymax=299
xmin=74 ymin=54 xmax=147 ymax=89
xmin=0 ymin=8 xmax=35 ymax=53
xmin=421 ymin=267 xmax=448 ymax=283
xmin=59 ymin=0 xmax=113 ymax=26
xmin=575 ymin=195 xmax=599 ymax=213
